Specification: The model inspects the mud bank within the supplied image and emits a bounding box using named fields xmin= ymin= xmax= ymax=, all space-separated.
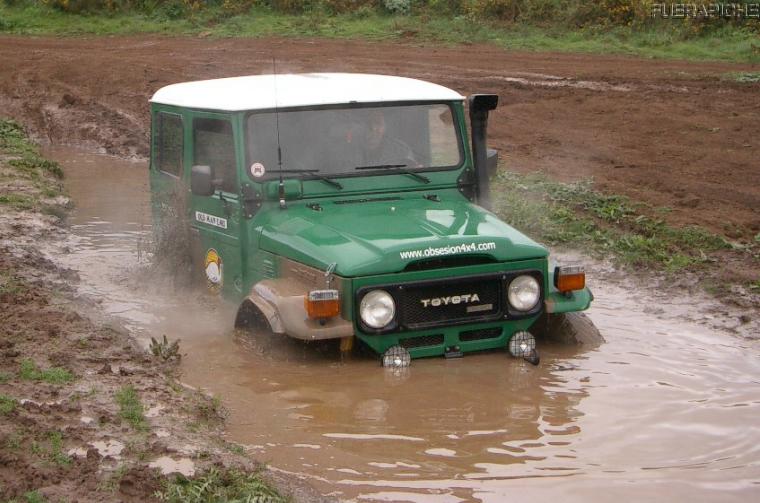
xmin=0 ymin=128 xmax=327 ymax=501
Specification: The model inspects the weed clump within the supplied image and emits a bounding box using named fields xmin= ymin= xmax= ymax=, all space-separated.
xmin=30 ymin=431 xmax=73 ymax=468
xmin=155 ymin=467 xmax=285 ymax=503
xmin=0 ymin=272 xmax=26 ymax=297
xmin=149 ymin=334 xmax=182 ymax=362
xmin=0 ymin=394 xmax=18 ymax=415
xmin=115 ymin=385 xmax=148 ymax=431
xmin=18 ymin=359 xmax=75 ymax=384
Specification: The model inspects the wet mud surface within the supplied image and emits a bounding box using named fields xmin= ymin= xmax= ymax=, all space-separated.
xmin=0 ymin=35 xmax=758 ymax=242
xmin=0 ymin=147 xmax=327 ymax=502
xmin=43 ymin=146 xmax=760 ymax=502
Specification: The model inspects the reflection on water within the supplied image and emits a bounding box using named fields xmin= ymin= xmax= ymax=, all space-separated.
xmin=50 ymin=146 xmax=760 ymax=502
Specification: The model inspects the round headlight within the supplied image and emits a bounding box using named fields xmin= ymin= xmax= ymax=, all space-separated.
xmin=360 ymin=290 xmax=396 ymax=329
xmin=508 ymin=275 xmax=540 ymax=311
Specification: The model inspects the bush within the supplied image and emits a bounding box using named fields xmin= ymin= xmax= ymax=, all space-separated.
xmin=383 ymin=0 xmax=411 ymax=15
xmin=321 ymin=0 xmax=377 ymax=14
xmin=466 ymin=0 xmax=523 ymax=21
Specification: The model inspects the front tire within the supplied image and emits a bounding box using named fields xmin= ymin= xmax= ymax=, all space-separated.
xmin=533 ymin=311 xmax=604 ymax=348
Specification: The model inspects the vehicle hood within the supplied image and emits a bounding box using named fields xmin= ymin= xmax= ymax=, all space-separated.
xmin=257 ymin=194 xmax=548 ymax=277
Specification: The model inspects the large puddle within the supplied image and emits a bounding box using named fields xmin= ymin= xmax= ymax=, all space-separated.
xmin=48 ymin=146 xmax=760 ymax=502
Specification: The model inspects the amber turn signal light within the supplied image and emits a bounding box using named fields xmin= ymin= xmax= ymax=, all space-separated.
xmin=305 ymin=289 xmax=340 ymax=319
xmin=554 ymin=265 xmax=585 ymax=293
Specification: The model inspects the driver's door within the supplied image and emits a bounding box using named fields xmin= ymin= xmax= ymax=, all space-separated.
xmin=188 ymin=113 xmax=244 ymax=297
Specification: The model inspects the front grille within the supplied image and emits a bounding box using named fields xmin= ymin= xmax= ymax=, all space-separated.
xmin=356 ymin=270 xmax=543 ymax=335
xmin=397 ymin=276 xmax=501 ymax=329
xmin=399 ymin=334 xmax=444 ymax=349
xmin=459 ymin=327 xmax=503 ymax=342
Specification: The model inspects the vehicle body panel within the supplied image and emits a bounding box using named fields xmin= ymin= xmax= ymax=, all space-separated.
xmin=148 ymin=73 xmax=592 ymax=361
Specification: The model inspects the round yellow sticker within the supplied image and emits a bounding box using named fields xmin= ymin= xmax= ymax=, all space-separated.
xmin=204 ymin=249 xmax=223 ymax=290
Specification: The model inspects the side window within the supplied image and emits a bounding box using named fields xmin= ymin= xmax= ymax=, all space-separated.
xmin=155 ymin=112 xmax=183 ymax=177
xmin=193 ymin=118 xmax=238 ymax=194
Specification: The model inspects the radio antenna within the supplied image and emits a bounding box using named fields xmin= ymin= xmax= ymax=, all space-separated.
xmin=272 ymin=57 xmax=286 ymax=209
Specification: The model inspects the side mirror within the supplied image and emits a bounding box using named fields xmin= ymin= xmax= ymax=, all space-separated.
xmin=191 ymin=165 xmax=215 ymax=196
xmin=486 ymin=149 xmax=498 ymax=178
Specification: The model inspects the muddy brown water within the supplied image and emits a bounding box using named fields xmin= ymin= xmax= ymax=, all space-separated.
xmin=48 ymin=146 xmax=760 ymax=502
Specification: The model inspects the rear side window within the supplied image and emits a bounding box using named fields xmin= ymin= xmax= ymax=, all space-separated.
xmin=155 ymin=112 xmax=183 ymax=177
xmin=193 ymin=118 xmax=238 ymax=194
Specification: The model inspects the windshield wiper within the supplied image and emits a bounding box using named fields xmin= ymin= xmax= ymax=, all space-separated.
xmin=355 ymin=164 xmax=430 ymax=184
xmin=278 ymin=169 xmax=343 ymax=190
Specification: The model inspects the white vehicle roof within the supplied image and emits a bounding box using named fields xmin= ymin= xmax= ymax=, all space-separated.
xmin=150 ymin=73 xmax=464 ymax=111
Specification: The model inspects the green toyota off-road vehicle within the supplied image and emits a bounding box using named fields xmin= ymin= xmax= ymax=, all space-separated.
xmin=149 ymin=73 xmax=592 ymax=366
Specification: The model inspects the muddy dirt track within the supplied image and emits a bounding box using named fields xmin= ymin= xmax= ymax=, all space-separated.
xmin=0 ymin=35 xmax=758 ymax=240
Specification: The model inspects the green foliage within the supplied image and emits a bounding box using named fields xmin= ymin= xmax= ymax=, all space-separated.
xmin=47 ymin=431 xmax=72 ymax=467
xmin=492 ymin=170 xmax=733 ymax=273
xmin=723 ymin=71 xmax=760 ymax=83
xmin=0 ymin=117 xmax=65 ymax=209
xmin=23 ymin=491 xmax=47 ymax=503
xmin=383 ymin=0 xmax=410 ymax=15
xmin=0 ymin=119 xmax=34 ymax=155
xmin=115 ymin=385 xmax=148 ymax=431
xmin=0 ymin=2 xmax=756 ymax=62
xmin=155 ymin=467 xmax=286 ymax=503
xmin=26 ymin=431 xmax=72 ymax=468
xmin=9 ymin=156 xmax=64 ymax=179
xmin=0 ymin=371 xmax=11 ymax=383
xmin=195 ymin=394 xmax=227 ymax=423
xmin=0 ymin=194 xmax=34 ymax=209
xmin=18 ymin=359 xmax=75 ymax=384
xmin=0 ymin=394 xmax=18 ymax=415
xmin=0 ymin=272 xmax=26 ymax=296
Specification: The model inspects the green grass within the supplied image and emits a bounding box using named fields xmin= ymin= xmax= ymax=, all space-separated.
xmin=0 ymin=371 xmax=12 ymax=384
xmin=0 ymin=4 xmax=758 ymax=63
xmin=155 ymin=467 xmax=286 ymax=503
xmin=99 ymin=463 xmax=129 ymax=493
xmin=0 ymin=272 xmax=26 ymax=297
xmin=0 ymin=194 xmax=35 ymax=210
xmin=227 ymin=443 xmax=246 ymax=456
xmin=0 ymin=119 xmax=37 ymax=157
xmin=115 ymin=385 xmax=148 ymax=431
xmin=28 ymin=432 xmax=71 ymax=468
xmin=0 ymin=394 xmax=18 ymax=415
xmin=23 ymin=491 xmax=47 ymax=503
xmin=5 ymin=431 xmax=22 ymax=450
xmin=47 ymin=431 xmax=72 ymax=467
xmin=9 ymin=157 xmax=64 ymax=180
xmin=0 ymin=118 xmax=65 ymax=209
xmin=492 ymin=170 xmax=743 ymax=274
xmin=722 ymin=71 xmax=760 ymax=83
xmin=18 ymin=359 xmax=75 ymax=384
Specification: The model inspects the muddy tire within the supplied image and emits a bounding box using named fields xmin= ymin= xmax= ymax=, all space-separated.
xmin=234 ymin=300 xmax=272 ymax=332
xmin=233 ymin=300 xmax=284 ymax=356
xmin=533 ymin=312 xmax=604 ymax=348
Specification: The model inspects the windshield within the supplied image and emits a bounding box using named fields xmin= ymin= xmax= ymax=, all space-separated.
xmin=245 ymin=104 xmax=462 ymax=181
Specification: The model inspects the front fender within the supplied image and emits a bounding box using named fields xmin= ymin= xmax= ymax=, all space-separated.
xmin=544 ymin=269 xmax=593 ymax=314
xmin=244 ymin=278 xmax=354 ymax=341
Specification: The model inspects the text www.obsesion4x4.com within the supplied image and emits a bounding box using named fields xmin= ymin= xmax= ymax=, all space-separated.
xmin=399 ymin=242 xmax=497 ymax=260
